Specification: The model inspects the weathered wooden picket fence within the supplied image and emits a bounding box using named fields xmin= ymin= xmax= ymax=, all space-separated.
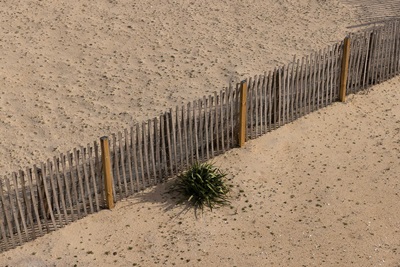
xmin=1 ymin=19 xmax=399 ymax=252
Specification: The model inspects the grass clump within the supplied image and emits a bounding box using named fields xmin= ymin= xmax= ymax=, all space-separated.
xmin=172 ymin=162 xmax=230 ymax=211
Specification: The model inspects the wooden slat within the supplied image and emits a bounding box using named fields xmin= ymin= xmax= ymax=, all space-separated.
xmin=60 ymin=154 xmax=75 ymax=221
xmin=59 ymin=156 xmax=73 ymax=221
xmin=214 ymin=91 xmax=220 ymax=152
xmin=383 ymin=23 xmax=390 ymax=80
xmin=321 ymin=49 xmax=327 ymax=107
xmin=198 ymin=100 xmax=204 ymax=159
xmin=34 ymin=165 xmax=50 ymax=231
xmin=5 ymin=176 xmax=23 ymax=244
xmin=73 ymin=149 xmax=88 ymax=215
xmin=93 ymin=141 xmax=104 ymax=207
xmin=277 ymin=68 xmax=283 ymax=126
xmin=254 ymin=76 xmax=259 ymax=137
xmin=264 ymin=73 xmax=269 ymax=131
xmin=46 ymin=161 xmax=62 ymax=227
xmin=187 ymin=102 xmax=193 ymax=165
xmin=80 ymin=148 xmax=94 ymax=213
xmin=259 ymin=75 xmax=265 ymax=133
xmin=0 ymin=188 xmax=10 ymax=249
xmin=285 ymin=64 xmax=291 ymax=120
xmin=329 ymin=45 xmax=335 ymax=103
xmin=377 ymin=27 xmax=384 ymax=83
xmin=148 ymin=119 xmax=157 ymax=185
xmin=193 ymin=102 xmax=199 ymax=161
xmin=165 ymin=112 xmax=174 ymax=174
xmin=364 ymin=28 xmax=376 ymax=85
xmin=130 ymin=126 xmax=141 ymax=191
xmin=311 ymin=55 xmax=317 ymax=111
xmin=294 ymin=60 xmax=300 ymax=117
xmin=78 ymin=150 xmax=92 ymax=214
xmin=137 ymin=124 xmax=146 ymax=186
xmin=303 ymin=57 xmax=309 ymax=114
xmin=160 ymin=115 xmax=168 ymax=178
xmin=389 ymin=21 xmax=397 ymax=76
xmin=40 ymin=162 xmax=57 ymax=230
xmin=176 ymin=106 xmax=184 ymax=170
xmin=395 ymin=21 xmax=400 ymax=74
xmin=335 ymin=43 xmax=342 ymax=99
xmin=87 ymin=144 xmax=100 ymax=212
xmin=267 ymin=71 xmax=272 ymax=131
xmin=371 ymin=29 xmax=379 ymax=86
xmin=182 ymin=106 xmax=189 ymax=167
xmin=307 ymin=56 xmax=313 ymax=114
xmin=204 ymin=97 xmax=210 ymax=160
xmin=67 ymin=153 xmax=81 ymax=219
xmin=248 ymin=77 xmax=253 ymax=139
xmin=272 ymin=68 xmax=278 ymax=129
xmin=111 ymin=135 xmax=121 ymax=200
xmin=348 ymin=39 xmax=356 ymax=94
xmin=142 ymin=122 xmax=151 ymax=184
xmin=18 ymin=170 xmax=35 ymax=240
xmin=209 ymin=95 xmax=214 ymax=157
xmin=376 ymin=27 xmax=383 ymax=84
xmin=231 ymin=85 xmax=237 ymax=145
xmin=259 ymin=75 xmax=264 ymax=134
xmin=117 ymin=132 xmax=129 ymax=197
xmin=289 ymin=60 xmax=295 ymax=120
xmin=25 ymin=167 xmax=43 ymax=234
xmin=154 ymin=118 xmax=161 ymax=183
xmin=220 ymin=90 xmax=225 ymax=148
xmin=299 ymin=58 xmax=305 ymax=115
xmin=52 ymin=158 xmax=68 ymax=225
xmin=359 ymin=32 xmax=371 ymax=89
xmin=12 ymin=173 xmax=29 ymax=242
xmin=355 ymin=33 xmax=363 ymax=90
xmin=282 ymin=66 xmax=289 ymax=122
xmin=388 ymin=22 xmax=396 ymax=77
xmin=317 ymin=50 xmax=322 ymax=108
xmin=226 ymin=87 xmax=231 ymax=147
xmin=124 ymin=129 xmax=134 ymax=194
xmin=0 ymin=178 xmax=15 ymax=247
xmin=325 ymin=47 xmax=331 ymax=105
xmin=168 ymin=110 xmax=177 ymax=174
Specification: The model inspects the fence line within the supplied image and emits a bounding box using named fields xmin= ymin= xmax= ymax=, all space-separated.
xmin=1 ymin=18 xmax=400 ymax=252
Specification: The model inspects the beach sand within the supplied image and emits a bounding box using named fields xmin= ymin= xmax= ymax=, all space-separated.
xmin=1 ymin=0 xmax=400 ymax=266
xmin=0 ymin=0 xmax=360 ymax=174
xmin=1 ymin=75 xmax=399 ymax=266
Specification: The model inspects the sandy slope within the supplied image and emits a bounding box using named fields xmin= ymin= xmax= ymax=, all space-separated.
xmin=1 ymin=75 xmax=399 ymax=266
xmin=2 ymin=0 xmax=400 ymax=266
xmin=0 ymin=0 xmax=360 ymax=175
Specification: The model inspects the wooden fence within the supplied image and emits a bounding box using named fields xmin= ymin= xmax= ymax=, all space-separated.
xmin=1 ymin=19 xmax=399 ymax=252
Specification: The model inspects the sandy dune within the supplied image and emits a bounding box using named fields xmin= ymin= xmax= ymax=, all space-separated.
xmin=1 ymin=0 xmax=400 ymax=266
xmin=1 ymin=75 xmax=399 ymax=266
xmin=0 ymin=0 xmax=360 ymax=174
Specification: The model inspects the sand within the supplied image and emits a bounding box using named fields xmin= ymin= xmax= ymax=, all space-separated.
xmin=0 ymin=0 xmax=361 ymax=175
xmin=1 ymin=75 xmax=399 ymax=266
xmin=1 ymin=0 xmax=400 ymax=266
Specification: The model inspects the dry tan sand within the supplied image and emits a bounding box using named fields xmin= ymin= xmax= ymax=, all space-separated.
xmin=1 ymin=0 xmax=400 ymax=266
xmin=0 ymin=0 xmax=361 ymax=174
xmin=1 ymin=76 xmax=399 ymax=266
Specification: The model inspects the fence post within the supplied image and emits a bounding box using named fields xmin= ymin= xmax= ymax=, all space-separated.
xmin=340 ymin=36 xmax=351 ymax=102
xmin=239 ymin=80 xmax=247 ymax=147
xmin=100 ymin=136 xmax=114 ymax=209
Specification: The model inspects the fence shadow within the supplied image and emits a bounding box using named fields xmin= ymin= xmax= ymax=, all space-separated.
xmin=124 ymin=179 xmax=195 ymax=218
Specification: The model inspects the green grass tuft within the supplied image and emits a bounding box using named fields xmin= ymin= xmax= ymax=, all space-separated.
xmin=172 ymin=162 xmax=230 ymax=211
